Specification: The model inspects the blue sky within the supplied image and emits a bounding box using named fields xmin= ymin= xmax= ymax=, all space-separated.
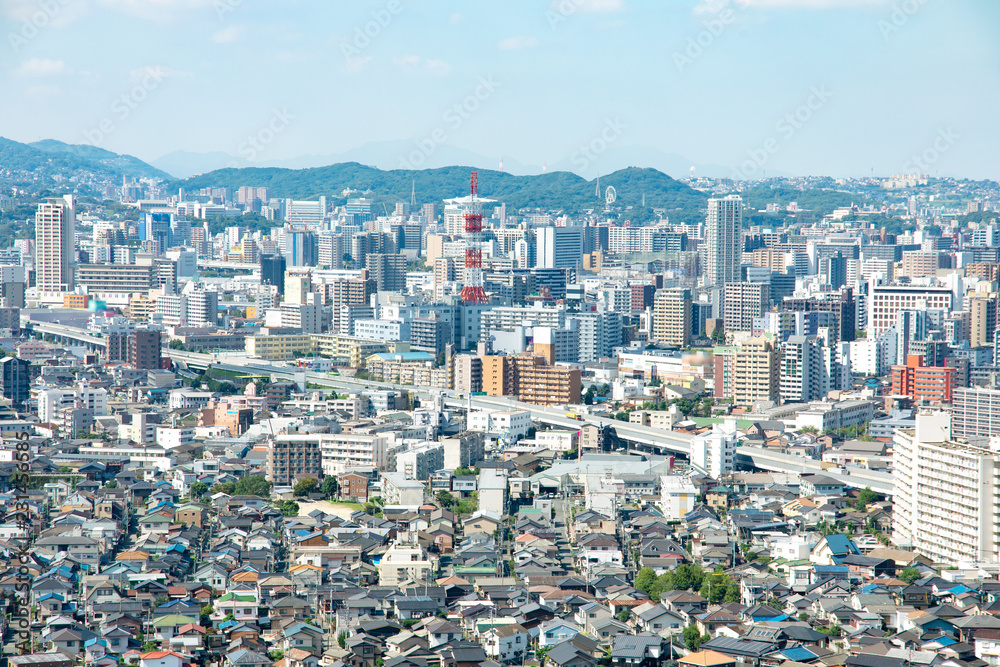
xmin=2 ymin=0 xmax=998 ymax=179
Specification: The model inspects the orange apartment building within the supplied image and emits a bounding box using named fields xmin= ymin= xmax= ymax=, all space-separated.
xmin=891 ymin=354 xmax=956 ymax=404
xmin=481 ymin=353 xmax=581 ymax=407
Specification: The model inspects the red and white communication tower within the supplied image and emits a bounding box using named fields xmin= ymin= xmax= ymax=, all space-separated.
xmin=460 ymin=171 xmax=489 ymax=304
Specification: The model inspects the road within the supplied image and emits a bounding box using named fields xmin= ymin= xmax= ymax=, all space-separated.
xmin=165 ymin=349 xmax=697 ymax=458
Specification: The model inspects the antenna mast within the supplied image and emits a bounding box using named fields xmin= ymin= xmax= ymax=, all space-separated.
xmin=459 ymin=171 xmax=488 ymax=304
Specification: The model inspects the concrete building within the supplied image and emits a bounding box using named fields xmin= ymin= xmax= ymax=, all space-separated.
xmin=724 ymin=282 xmax=769 ymax=334
xmin=0 ymin=357 xmax=30 ymax=408
xmin=868 ymin=285 xmax=953 ymax=335
xmin=953 ymin=387 xmax=1000 ymax=441
xmin=481 ymin=353 xmax=582 ymax=407
xmin=76 ymin=264 xmax=152 ymax=296
xmin=780 ymin=335 xmax=826 ymax=404
xmin=566 ymin=310 xmax=622 ymax=362
xmin=36 ymin=195 xmax=76 ymax=294
xmin=314 ymin=433 xmax=389 ymax=475
xmin=453 ymin=355 xmax=483 ymax=393
xmin=395 ymin=442 xmax=444 ymax=481
xmin=536 ymin=226 xmax=584 ymax=269
xmin=381 ymin=471 xmax=425 ymax=506
xmin=467 ymin=409 xmax=531 ymax=440
xmin=652 ymin=288 xmax=691 ymax=348
xmin=733 ymin=336 xmax=780 ymax=406
xmin=690 ymin=418 xmax=737 ymax=478
xmin=659 ymin=475 xmax=698 ymax=519
xmin=478 ymin=468 xmax=508 ymax=516
xmin=267 ymin=435 xmax=323 ymax=487
xmin=705 ymin=195 xmax=742 ymax=288
xmin=378 ymin=543 xmax=435 ymax=586
xmin=366 ymin=253 xmax=407 ymax=292
xmin=441 ymin=433 xmax=485 ymax=470
xmin=893 ymin=411 xmax=1000 ymax=565
xmin=891 ymin=355 xmax=957 ymax=405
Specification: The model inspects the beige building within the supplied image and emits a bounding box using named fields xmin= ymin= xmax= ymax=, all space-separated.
xmin=454 ymin=354 xmax=483 ymax=393
xmin=968 ymin=292 xmax=997 ymax=349
xmin=900 ymin=251 xmax=941 ymax=280
xmin=733 ymin=335 xmax=780 ymax=406
xmin=76 ymin=264 xmax=153 ymax=296
xmin=652 ymin=288 xmax=691 ymax=348
xmin=378 ymin=543 xmax=436 ymax=586
xmin=35 ymin=195 xmax=76 ymax=295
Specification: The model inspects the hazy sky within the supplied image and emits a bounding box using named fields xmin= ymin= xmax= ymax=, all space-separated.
xmin=2 ymin=0 xmax=998 ymax=179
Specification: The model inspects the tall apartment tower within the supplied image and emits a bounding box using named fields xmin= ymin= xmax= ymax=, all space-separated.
xmin=652 ymin=288 xmax=692 ymax=348
xmin=733 ymin=335 xmax=780 ymax=407
xmin=35 ymin=195 xmax=76 ymax=294
xmin=705 ymin=195 xmax=742 ymax=288
xmin=723 ymin=282 xmax=769 ymax=334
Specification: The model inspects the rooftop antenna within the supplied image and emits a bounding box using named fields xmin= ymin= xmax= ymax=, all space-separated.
xmin=499 ymin=156 xmax=504 ymax=173
xmin=542 ymin=162 xmax=547 ymax=174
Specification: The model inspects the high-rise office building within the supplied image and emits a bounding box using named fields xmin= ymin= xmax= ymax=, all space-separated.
xmin=0 ymin=356 xmax=30 ymax=408
xmin=652 ymin=288 xmax=691 ymax=348
xmin=705 ymin=195 xmax=742 ymax=288
xmin=261 ymin=255 xmax=287 ymax=295
xmin=536 ymin=226 xmax=584 ymax=269
xmin=129 ymin=329 xmax=162 ymax=370
xmin=35 ymin=195 xmax=76 ymax=294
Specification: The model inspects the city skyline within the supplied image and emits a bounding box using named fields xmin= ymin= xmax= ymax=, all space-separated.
xmin=2 ymin=1 xmax=998 ymax=179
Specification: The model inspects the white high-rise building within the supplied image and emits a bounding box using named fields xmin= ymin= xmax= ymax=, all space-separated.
xmin=705 ymin=195 xmax=742 ymax=288
xmin=536 ymin=226 xmax=584 ymax=269
xmin=35 ymin=195 xmax=76 ymax=294
xmin=893 ymin=411 xmax=1000 ymax=565
xmin=690 ymin=418 xmax=737 ymax=478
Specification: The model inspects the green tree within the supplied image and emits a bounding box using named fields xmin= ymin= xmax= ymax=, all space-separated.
xmin=436 ymin=490 xmax=457 ymax=509
xmin=275 ymin=500 xmax=299 ymax=516
xmin=169 ymin=339 xmax=186 ymax=350
xmin=189 ymin=481 xmax=208 ymax=499
xmin=293 ymin=477 xmax=319 ymax=497
xmin=854 ymin=487 xmax=878 ymax=509
xmin=233 ymin=476 xmax=271 ymax=497
xmin=583 ymin=385 xmax=596 ymax=405
xmin=321 ymin=476 xmax=340 ymax=499
xmin=671 ymin=564 xmax=704 ymax=591
xmin=682 ymin=625 xmax=710 ymax=651
xmin=799 ymin=426 xmax=819 ymax=434
xmin=212 ymin=481 xmax=236 ymax=495
xmin=142 ymin=641 xmax=160 ymax=653
xmin=338 ymin=631 xmax=347 ymax=648
xmin=898 ymin=567 xmax=922 ymax=584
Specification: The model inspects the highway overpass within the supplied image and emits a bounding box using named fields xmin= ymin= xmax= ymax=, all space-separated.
xmin=30 ymin=321 xmax=108 ymax=352
xmin=737 ymin=446 xmax=894 ymax=495
xmin=164 ymin=349 xmax=697 ymax=457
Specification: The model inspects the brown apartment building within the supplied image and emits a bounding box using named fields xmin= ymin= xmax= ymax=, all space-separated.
xmin=481 ymin=353 xmax=581 ymax=407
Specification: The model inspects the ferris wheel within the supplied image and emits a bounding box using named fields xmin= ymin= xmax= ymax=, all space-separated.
xmin=605 ymin=186 xmax=617 ymax=207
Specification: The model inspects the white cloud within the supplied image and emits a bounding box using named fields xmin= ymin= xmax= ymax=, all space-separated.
xmin=212 ymin=25 xmax=243 ymax=43
xmin=15 ymin=58 xmax=66 ymax=77
xmin=499 ymin=36 xmax=539 ymax=51
xmin=449 ymin=12 xmax=462 ymax=24
xmin=425 ymin=59 xmax=453 ymax=76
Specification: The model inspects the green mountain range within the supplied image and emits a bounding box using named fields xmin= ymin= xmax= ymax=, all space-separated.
xmin=174 ymin=163 xmax=709 ymax=217
xmin=0 ymin=136 xmax=171 ymax=183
